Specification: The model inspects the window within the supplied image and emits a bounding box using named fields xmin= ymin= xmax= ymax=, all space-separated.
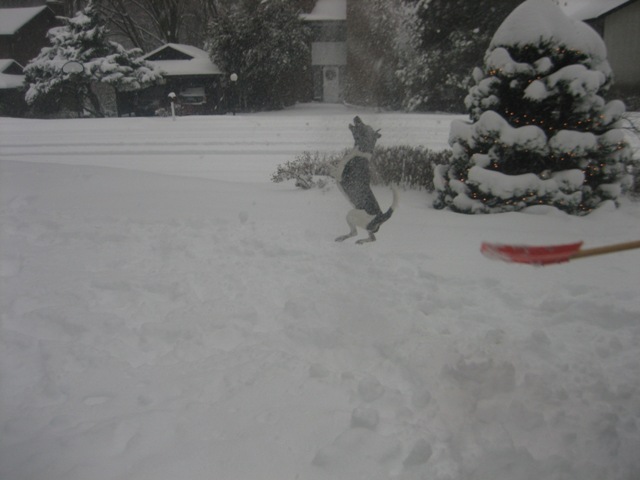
xmin=179 ymin=87 xmax=206 ymax=105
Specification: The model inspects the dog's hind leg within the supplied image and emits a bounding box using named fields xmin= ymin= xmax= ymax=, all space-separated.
xmin=356 ymin=232 xmax=376 ymax=244
xmin=336 ymin=209 xmax=378 ymax=244
xmin=335 ymin=209 xmax=359 ymax=242
xmin=335 ymin=232 xmax=357 ymax=242
xmin=335 ymin=225 xmax=357 ymax=242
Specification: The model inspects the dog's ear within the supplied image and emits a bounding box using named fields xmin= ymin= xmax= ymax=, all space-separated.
xmin=353 ymin=116 xmax=363 ymax=125
xmin=376 ymin=129 xmax=381 ymax=139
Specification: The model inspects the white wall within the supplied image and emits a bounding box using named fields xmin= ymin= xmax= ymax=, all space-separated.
xmin=604 ymin=1 xmax=640 ymax=88
xmin=311 ymin=42 xmax=347 ymax=66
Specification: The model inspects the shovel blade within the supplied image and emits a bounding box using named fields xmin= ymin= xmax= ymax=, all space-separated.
xmin=481 ymin=241 xmax=583 ymax=265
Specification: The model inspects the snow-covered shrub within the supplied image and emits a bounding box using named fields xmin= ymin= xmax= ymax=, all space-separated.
xmin=272 ymin=147 xmax=451 ymax=191
xmin=24 ymin=0 xmax=162 ymax=117
xmin=434 ymin=0 xmax=632 ymax=215
xmin=271 ymin=151 xmax=339 ymax=190
xmin=371 ymin=146 xmax=452 ymax=191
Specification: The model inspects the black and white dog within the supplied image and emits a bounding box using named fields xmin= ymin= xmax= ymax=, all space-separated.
xmin=333 ymin=116 xmax=398 ymax=244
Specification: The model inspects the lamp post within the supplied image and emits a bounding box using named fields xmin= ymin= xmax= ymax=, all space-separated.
xmin=230 ymin=73 xmax=238 ymax=115
xmin=168 ymin=92 xmax=177 ymax=121
xmin=61 ymin=61 xmax=85 ymax=117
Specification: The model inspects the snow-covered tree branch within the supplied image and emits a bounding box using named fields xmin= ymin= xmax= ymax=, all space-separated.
xmin=97 ymin=0 xmax=229 ymax=51
xmin=24 ymin=0 xmax=163 ymax=117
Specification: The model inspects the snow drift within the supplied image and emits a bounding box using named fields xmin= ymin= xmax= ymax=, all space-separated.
xmin=1 ymin=105 xmax=639 ymax=480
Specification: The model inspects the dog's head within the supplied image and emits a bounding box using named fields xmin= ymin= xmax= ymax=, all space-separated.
xmin=349 ymin=116 xmax=381 ymax=153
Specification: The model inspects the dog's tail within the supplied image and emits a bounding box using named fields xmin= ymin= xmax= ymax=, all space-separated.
xmin=367 ymin=185 xmax=398 ymax=233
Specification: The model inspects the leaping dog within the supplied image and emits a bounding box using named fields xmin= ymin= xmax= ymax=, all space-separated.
xmin=333 ymin=116 xmax=398 ymax=244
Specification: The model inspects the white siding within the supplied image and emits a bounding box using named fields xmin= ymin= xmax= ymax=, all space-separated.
xmin=311 ymin=42 xmax=347 ymax=66
xmin=604 ymin=1 xmax=640 ymax=87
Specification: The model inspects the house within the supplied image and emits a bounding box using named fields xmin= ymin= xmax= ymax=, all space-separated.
xmin=118 ymin=43 xmax=225 ymax=116
xmin=299 ymin=0 xmax=392 ymax=107
xmin=0 ymin=5 xmax=58 ymax=66
xmin=300 ymin=0 xmax=347 ymax=103
xmin=0 ymin=58 xmax=26 ymax=116
xmin=566 ymin=0 xmax=640 ymax=101
xmin=0 ymin=3 xmax=61 ymax=116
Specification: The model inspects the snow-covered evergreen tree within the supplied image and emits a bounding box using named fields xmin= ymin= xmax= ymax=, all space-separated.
xmin=434 ymin=0 xmax=632 ymax=215
xmin=24 ymin=0 xmax=162 ymax=117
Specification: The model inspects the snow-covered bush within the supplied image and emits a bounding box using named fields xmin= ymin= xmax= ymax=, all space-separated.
xmin=434 ymin=0 xmax=632 ymax=215
xmin=271 ymin=151 xmax=338 ymax=190
xmin=272 ymin=146 xmax=451 ymax=191
xmin=24 ymin=0 xmax=162 ymax=117
xmin=372 ymin=146 xmax=452 ymax=190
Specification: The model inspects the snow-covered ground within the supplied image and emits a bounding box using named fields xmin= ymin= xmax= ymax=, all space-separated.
xmin=1 ymin=103 xmax=639 ymax=480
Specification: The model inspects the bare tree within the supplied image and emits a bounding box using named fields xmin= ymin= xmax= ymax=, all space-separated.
xmin=98 ymin=0 xmax=154 ymax=48
xmin=140 ymin=0 xmax=183 ymax=43
xmin=96 ymin=0 xmax=230 ymax=50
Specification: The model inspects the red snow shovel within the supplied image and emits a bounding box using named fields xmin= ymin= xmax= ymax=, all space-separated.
xmin=481 ymin=240 xmax=640 ymax=266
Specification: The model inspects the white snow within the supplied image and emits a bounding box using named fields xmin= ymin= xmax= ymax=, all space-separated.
xmin=526 ymin=64 xmax=607 ymax=103
xmin=0 ymin=72 xmax=23 ymax=89
xmin=486 ymin=48 xmax=535 ymax=77
xmin=0 ymin=6 xmax=48 ymax=35
xmin=1 ymin=103 xmax=639 ymax=480
xmin=548 ymin=130 xmax=597 ymax=157
xmin=300 ymin=0 xmax=346 ymax=21
xmin=450 ymin=111 xmax=548 ymax=154
xmin=0 ymin=59 xmax=25 ymax=90
xmin=491 ymin=0 xmax=610 ymax=74
xmin=142 ymin=44 xmax=223 ymax=77
xmin=561 ymin=0 xmax=630 ymax=20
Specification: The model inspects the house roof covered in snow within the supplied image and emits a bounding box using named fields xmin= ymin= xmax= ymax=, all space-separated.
xmin=562 ymin=0 xmax=633 ymax=20
xmin=0 ymin=59 xmax=25 ymax=89
xmin=142 ymin=43 xmax=222 ymax=77
xmin=300 ymin=0 xmax=346 ymax=21
xmin=0 ymin=6 xmax=49 ymax=35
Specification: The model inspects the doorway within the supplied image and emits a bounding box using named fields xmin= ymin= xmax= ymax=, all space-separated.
xmin=322 ymin=66 xmax=340 ymax=103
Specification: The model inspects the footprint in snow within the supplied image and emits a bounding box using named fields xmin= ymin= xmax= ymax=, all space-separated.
xmin=357 ymin=375 xmax=385 ymax=403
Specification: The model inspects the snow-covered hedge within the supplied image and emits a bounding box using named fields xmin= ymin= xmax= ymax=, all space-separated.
xmin=272 ymin=147 xmax=451 ymax=191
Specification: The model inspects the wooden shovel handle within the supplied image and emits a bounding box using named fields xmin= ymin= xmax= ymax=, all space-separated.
xmin=571 ymin=240 xmax=640 ymax=260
